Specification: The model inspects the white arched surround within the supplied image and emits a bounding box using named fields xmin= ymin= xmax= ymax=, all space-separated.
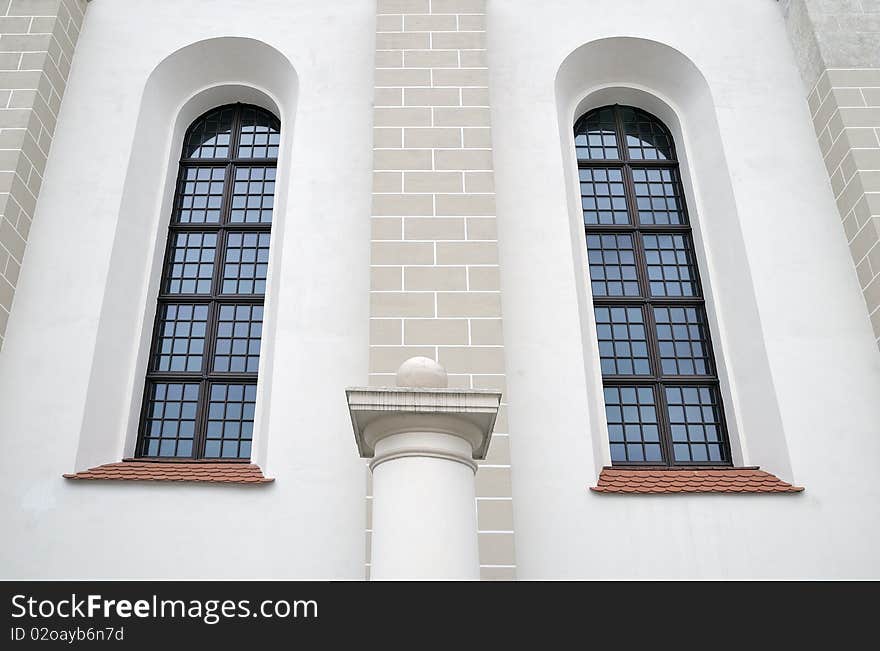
xmin=0 ymin=0 xmax=375 ymax=579
xmin=559 ymin=58 xmax=791 ymax=480
xmin=490 ymin=0 xmax=880 ymax=580
xmin=75 ymin=38 xmax=297 ymax=473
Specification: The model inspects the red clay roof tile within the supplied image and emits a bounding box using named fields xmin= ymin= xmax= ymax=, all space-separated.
xmin=63 ymin=461 xmax=273 ymax=484
xmin=590 ymin=466 xmax=802 ymax=495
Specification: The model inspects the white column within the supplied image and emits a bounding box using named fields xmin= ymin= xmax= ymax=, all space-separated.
xmin=346 ymin=357 xmax=501 ymax=581
xmin=370 ymin=430 xmax=479 ymax=580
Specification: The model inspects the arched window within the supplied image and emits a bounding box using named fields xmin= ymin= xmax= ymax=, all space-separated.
xmin=574 ymin=105 xmax=731 ymax=465
xmin=136 ymin=103 xmax=280 ymax=459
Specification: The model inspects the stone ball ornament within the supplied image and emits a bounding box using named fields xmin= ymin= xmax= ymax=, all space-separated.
xmin=395 ymin=356 xmax=449 ymax=389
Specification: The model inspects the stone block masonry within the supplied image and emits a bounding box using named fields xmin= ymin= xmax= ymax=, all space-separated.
xmin=367 ymin=0 xmax=515 ymax=580
xmin=0 ymin=0 xmax=87 ymax=351
xmin=782 ymin=0 xmax=880 ymax=348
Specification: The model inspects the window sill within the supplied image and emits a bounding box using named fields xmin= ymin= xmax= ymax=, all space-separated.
xmin=63 ymin=459 xmax=273 ymax=484
xmin=590 ymin=466 xmax=803 ymax=494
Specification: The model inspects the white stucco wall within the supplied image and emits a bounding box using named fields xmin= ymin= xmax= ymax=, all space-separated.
xmin=0 ymin=0 xmax=374 ymax=579
xmin=1 ymin=0 xmax=878 ymax=581
xmin=488 ymin=0 xmax=880 ymax=579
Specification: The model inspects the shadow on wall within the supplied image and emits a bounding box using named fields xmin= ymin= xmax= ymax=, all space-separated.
xmin=554 ymin=37 xmax=794 ymax=481
xmin=75 ymin=38 xmax=298 ymax=472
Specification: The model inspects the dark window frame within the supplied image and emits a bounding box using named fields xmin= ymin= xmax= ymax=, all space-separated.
xmin=135 ymin=103 xmax=279 ymax=461
xmin=575 ymin=104 xmax=733 ymax=467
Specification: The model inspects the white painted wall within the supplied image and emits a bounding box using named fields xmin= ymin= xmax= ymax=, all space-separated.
xmin=1 ymin=0 xmax=878 ymax=581
xmin=0 ymin=0 xmax=374 ymax=579
xmin=488 ymin=0 xmax=880 ymax=579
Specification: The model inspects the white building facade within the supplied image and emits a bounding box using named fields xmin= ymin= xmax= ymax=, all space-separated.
xmin=0 ymin=0 xmax=878 ymax=580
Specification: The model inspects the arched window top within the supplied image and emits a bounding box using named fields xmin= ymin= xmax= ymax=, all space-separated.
xmin=574 ymin=105 xmax=675 ymax=162
xmin=183 ymin=103 xmax=280 ymax=161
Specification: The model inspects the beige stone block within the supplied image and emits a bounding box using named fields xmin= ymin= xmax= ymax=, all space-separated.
xmin=437 ymin=291 xmax=501 ymax=317
xmin=371 ymin=292 xmax=435 ymax=317
xmin=865 ymin=274 xmax=880 ymax=312
xmin=436 ymin=241 xmax=498 ymax=264
xmin=373 ymin=107 xmax=431 ymax=128
xmin=465 ymin=171 xmax=494 ymax=192
xmin=838 ymin=107 xmax=880 ymax=128
xmin=372 ymin=193 xmax=434 ymax=216
xmin=439 ymin=345 xmax=505 ymax=373
xmin=857 ymin=256 xmax=874 ymax=289
xmin=374 ymin=171 xmax=402 ymax=193
xmin=370 ymin=345 xmax=436 ymax=373
xmin=374 ymin=87 xmax=402 ymax=107
xmin=458 ymin=14 xmax=486 ymax=31
xmin=446 ymin=374 xmax=472 ymax=388
xmin=463 ymin=128 xmax=491 ymax=148
xmin=826 ymin=69 xmax=880 ymax=87
xmin=372 ymin=241 xmax=434 ymax=265
xmin=371 ymin=267 xmax=402 ymax=292
xmin=473 ymin=374 xmax=506 ymax=392
xmin=371 ymin=217 xmax=402 ymax=240
xmin=467 ymin=217 xmax=497 ymax=240
xmin=404 ymin=14 xmax=457 ymax=31
xmin=376 ymin=14 xmax=403 ymax=32
xmin=862 ymin=171 xmax=880 ymax=192
xmin=461 ymin=88 xmax=489 ymax=106
xmin=404 ymin=127 xmax=461 ymax=148
xmin=404 ymin=171 xmax=462 ymax=193
xmin=376 ymin=32 xmax=430 ymax=50
xmin=404 ymin=87 xmax=460 ymax=106
xmin=373 ymin=127 xmax=402 ymax=148
xmin=404 ymin=265 xmax=467 ymax=290
xmin=404 ymin=318 xmax=469 ymax=344
xmin=434 ymin=148 xmax=493 ymax=170
xmin=843 ymin=212 xmax=859 ymax=242
xmin=482 ymin=434 xmax=509 ymax=465
xmin=475 ymin=466 xmax=511 ymax=497
xmin=373 ymin=148 xmax=432 ymax=170
xmin=837 ymin=173 xmax=866 ymax=216
xmin=871 ymin=308 xmax=880 ymax=342
xmin=459 ymin=50 xmax=487 ymax=67
xmin=376 ymin=50 xmax=403 ymax=67
xmin=850 ymin=218 xmax=879 ymax=262
xmin=468 ymin=266 xmax=500 ymax=290
xmin=433 ymin=107 xmax=490 ymax=126
xmin=369 ymin=373 xmax=397 ymax=387
xmin=477 ymin=498 xmax=513 ymax=531
xmin=831 ymin=168 xmax=846 ymax=198
xmin=480 ymin=566 xmax=516 ymax=581
xmin=404 ymin=49 xmax=458 ymax=68
xmin=478 ymin=533 xmax=515 ymax=565
xmin=404 ymin=217 xmax=466 ymax=240
xmin=431 ymin=0 xmax=485 ymax=12
xmin=432 ymin=68 xmax=489 ymax=87
xmin=431 ymin=32 xmax=484 ymax=50
xmin=832 ymin=88 xmax=867 ymax=108
xmin=377 ymin=0 xmax=429 ymax=13
xmin=435 ymin=193 xmax=495 ymax=215
xmin=375 ymin=68 xmax=431 ymax=87
xmin=864 ymin=88 xmax=880 ymax=107
xmin=0 ymin=33 xmax=51 ymax=52
xmin=0 ymin=275 xmax=12 ymax=309
xmin=370 ymin=318 xmax=402 ymax=345
xmin=470 ymin=318 xmax=503 ymax=345
xmin=852 ymin=149 xmax=880 ymax=170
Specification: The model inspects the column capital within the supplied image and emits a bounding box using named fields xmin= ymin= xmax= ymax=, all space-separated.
xmin=345 ymin=385 xmax=501 ymax=460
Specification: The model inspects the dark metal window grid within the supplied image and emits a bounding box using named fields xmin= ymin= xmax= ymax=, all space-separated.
xmin=575 ymin=104 xmax=732 ymax=466
xmin=136 ymin=103 xmax=279 ymax=460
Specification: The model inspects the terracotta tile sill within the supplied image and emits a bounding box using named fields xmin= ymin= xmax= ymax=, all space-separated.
xmin=63 ymin=459 xmax=273 ymax=484
xmin=590 ymin=466 xmax=803 ymax=494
